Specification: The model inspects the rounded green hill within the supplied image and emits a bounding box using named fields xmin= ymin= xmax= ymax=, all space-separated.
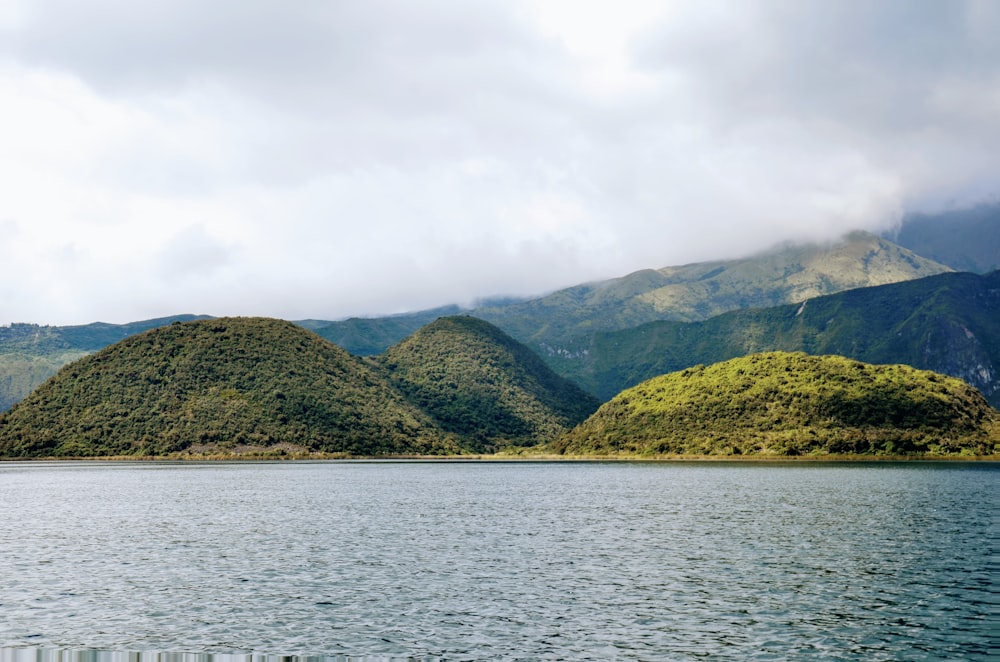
xmin=377 ymin=316 xmax=601 ymax=451
xmin=0 ymin=317 xmax=459 ymax=458
xmin=554 ymin=352 xmax=998 ymax=457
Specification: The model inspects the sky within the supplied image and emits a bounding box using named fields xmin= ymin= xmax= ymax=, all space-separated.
xmin=2 ymin=0 xmax=999 ymax=325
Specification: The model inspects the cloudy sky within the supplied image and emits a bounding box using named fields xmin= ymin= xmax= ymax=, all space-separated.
xmin=2 ymin=0 xmax=998 ymax=325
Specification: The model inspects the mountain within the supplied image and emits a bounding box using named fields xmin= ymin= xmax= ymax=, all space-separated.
xmin=317 ymin=305 xmax=463 ymax=356
xmin=554 ymin=352 xmax=998 ymax=457
xmin=0 ymin=317 xmax=460 ymax=458
xmin=317 ymin=232 xmax=951 ymax=356
xmin=0 ymin=230 xmax=960 ymax=413
xmin=0 ymin=314 xmax=212 ymax=411
xmin=886 ymin=203 xmax=1000 ymax=274
xmin=552 ymin=271 xmax=1000 ymax=406
xmin=374 ymin=316 xmax=600 ymax=452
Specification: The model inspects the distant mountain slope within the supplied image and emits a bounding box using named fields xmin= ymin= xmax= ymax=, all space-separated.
xmin=0 ymin=314 xmax=212 ymax=411
xmin=315 ymin=305 xmax=462 ymax=355
xmin=886 ymin=203 xmax=1000 ymax=274
xmin=554 ymin=352 xmax=998 ymax=457
xmin=375 ymin=316 xmax=600 ymax=452
xmin=0 ymin=314 xmax=213 ymax=354
xmin=316 ymin=232 xmax=951 ymax=356
xmin=555 ymin=271 xmax=1000 ymax=405
xmin=0 ymin=318 xmax=459 ymax=458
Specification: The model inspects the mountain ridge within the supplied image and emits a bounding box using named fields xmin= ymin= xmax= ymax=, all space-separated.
xmin=552 ymin=270 xmax=1000 ymax=406
xmin=319 ymin=231 xmax=951 ymax=354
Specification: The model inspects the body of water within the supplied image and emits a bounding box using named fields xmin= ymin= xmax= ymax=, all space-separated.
xmin=0 ymin=461 xmax=995 ymax=659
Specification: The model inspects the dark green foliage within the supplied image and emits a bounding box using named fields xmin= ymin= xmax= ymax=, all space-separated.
xmin=885 ymin=203 xmax=1000 ymax=274
xmin=556 ymin=271 xmax=1000 ymax=406
xmin=0 ymin=318 xmax=460 ymax=458
xmin=375 ymin=316 xmax=600 ymax=452
xmin=555 ymin=352 xmax=998 ymax=457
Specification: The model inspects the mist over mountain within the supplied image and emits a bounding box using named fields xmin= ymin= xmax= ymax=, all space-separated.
xmin=317 ymin=231 xmax=950 ymax=355
xmin=885 ymin=202 xmax=1000 ymax=274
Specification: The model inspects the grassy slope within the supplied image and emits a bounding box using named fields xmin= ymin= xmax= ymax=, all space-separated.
xmin=0 ymin=318 xmax=459 ymax=458
xmin=374 ymin=316 xmax=600 ymax=452
xmin=479 ymin=232 xmax=950 ymax=345
xmin=555 ymin=352 xmax=998 ymax=457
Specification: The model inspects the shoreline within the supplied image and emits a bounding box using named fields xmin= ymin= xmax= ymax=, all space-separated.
xmin=1 ymin=451 xmax=997 ymax=463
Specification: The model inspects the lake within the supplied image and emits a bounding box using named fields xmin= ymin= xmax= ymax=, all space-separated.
xmin=0 ymin=461 xmax=995 ymax=659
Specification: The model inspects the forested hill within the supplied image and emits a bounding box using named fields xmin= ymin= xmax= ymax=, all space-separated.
xmin=554 ymin=352 xmax=998 ymax=457
xmin=553 ymin=270 xmax=1000 ymax=405
xmin=0 ymin=318 xmax=459 ymax=458
xmin=0 ymin=316 xmax=598 ymax=458
xmin=375 ymin=316 xmax=600 ymax=452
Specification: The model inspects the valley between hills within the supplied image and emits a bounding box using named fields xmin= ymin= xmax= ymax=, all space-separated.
xmin=1 ymin=206 xmax=998 ymax=459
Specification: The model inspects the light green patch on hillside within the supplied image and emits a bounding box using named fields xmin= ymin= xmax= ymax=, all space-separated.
xmin=554 ymin=352 xmax=998 ymax=458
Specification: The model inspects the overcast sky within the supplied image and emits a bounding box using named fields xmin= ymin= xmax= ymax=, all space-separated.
xmin=2 ymin=0 xmax=998 ymax=325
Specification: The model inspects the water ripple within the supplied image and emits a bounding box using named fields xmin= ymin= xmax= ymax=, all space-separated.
xmin=0 ymin=461 xmax=995 ymax=659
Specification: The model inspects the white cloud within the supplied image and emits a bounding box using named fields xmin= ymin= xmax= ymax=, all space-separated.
xmin=0 ymin=0 xmax=997 ymax=324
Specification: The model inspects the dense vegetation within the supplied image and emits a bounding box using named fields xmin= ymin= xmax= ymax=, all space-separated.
xmin=554 ymin=352 xmax=998 ymax=457
xmin=551 ymin=270 xmax=1000 ymax=405
xmin=375 ymin=316 xmax=600 ymax=452
xmin=0 ymin=318 xmax=460 ymax=458
xmin=0 ymin=316 xmax=601 ymax=458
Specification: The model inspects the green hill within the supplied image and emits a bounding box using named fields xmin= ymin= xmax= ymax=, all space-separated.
xmin=554 ymin=352 xmax=998 ymax=457
xmin=374 ymin=316 xmax=601 ymax=452
xmin=553 ymin=270 xmax=1000 ymax=405
xmin=0 ymin=317 xmax=459 ymax=458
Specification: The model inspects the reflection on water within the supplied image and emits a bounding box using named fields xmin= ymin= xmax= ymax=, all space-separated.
xmin=0 ymin=461 xmax=995 ymax=660
xmin=0 ymin=650 xmax=356 ymax=662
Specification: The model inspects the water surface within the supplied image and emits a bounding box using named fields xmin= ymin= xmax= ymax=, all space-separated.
xmin=0 ymin=461 xmax=995 ymax=659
